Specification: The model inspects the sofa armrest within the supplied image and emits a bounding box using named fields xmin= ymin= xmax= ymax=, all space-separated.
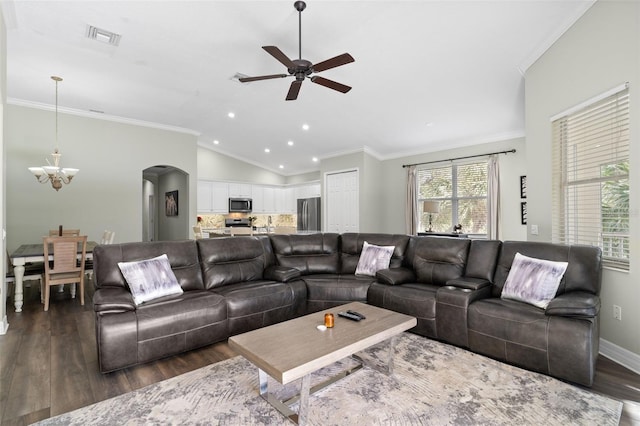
xmin=445 ymin=277 xmax=492 ymax=291
xmin=545 ymin=292 xmax=601 ymax=317
xmin=264 ymin=265 xmax=302 ymax=283
xmin=93 ymin=287 xmax=136 ymax=313
xmin=376 ymin=267 xmax=416 ymax=285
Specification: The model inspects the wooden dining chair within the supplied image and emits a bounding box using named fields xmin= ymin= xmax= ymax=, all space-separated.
xmin=48 ymin=229 xmax=81 ymax=236
xmin=85 ymin=230 xmax=114 ymax=281
xmin=193 ymin=226 xmax=204 ymax=239
xmin=42 ymin=235 xmax=87 ymax=311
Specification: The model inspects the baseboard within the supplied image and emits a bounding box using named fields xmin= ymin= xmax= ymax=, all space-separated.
xmin=0 ymin=315 xmax=8 ymax=335
xmin=600 ymin=338 xmax=640 ymax=376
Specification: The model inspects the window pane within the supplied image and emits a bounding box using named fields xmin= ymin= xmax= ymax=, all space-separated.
xmin=458 ymin=198 xmax=487 ymax=234
xmin=417 ymin=161 xmax=488 ymax=235
xmin=418 ymin=167 xmax=452 ymax=198
xmin=457 ymin=163 xmax=488 ymax=197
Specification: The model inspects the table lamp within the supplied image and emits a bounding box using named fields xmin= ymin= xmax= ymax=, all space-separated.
xmin=423 ymin=201 xmax=440 ymax=232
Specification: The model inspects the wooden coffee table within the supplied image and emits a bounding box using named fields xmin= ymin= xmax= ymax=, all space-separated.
xmin=228 ymin=302 xmax=417 ymax=425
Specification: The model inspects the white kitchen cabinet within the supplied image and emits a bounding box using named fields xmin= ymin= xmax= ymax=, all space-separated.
xmin=253 ymin=185 xmax=277 ymax=213
xmin=251 ymin=185 xmax=265 ymax=212
xmin=228 ymin=183 xmax=252 ymax=198
xmin=211 ymin=182 xmax=229 ymax=213
xmin=197 ymin=181 xmax=229 ymax=213
xmin=197 ymin=181 xmax=213 ymax=212
xmin=294 ymin=183 xmax=321 ymax=200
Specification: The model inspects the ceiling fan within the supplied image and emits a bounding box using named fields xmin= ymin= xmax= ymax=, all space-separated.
xmin=239 ymin=1 xmax=354 ymax=101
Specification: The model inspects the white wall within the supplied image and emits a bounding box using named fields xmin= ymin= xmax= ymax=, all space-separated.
xmin=198 ymin=146 xmax=285 ymax=185
xmin=5 ymin=105 xmax=198 ymax=251
xmin=379 ymin=138 xmax=527 ymax=240
xmin=525 ymin=0 xmax=640 ymax=358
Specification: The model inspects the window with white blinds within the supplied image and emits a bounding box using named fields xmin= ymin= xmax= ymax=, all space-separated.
xmin=551 ymin=87 xmax=630 ymax=270
xmin=417 ymin=161 xmax=488 ymax=235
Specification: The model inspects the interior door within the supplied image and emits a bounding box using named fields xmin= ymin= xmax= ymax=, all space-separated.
xmin=325 ymin=170 xmax=359 ymax=233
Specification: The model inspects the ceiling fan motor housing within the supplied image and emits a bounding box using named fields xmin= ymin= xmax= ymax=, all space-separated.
xmin=289 ymin=59 xmax=313 ymax=81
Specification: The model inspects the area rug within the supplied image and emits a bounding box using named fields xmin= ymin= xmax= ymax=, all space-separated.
xmin=37 ymin=333 xmax=621 ymax=425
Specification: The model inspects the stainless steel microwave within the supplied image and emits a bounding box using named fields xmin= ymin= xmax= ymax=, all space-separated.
xmin=229 ymin=198 xmax=252 ymax=213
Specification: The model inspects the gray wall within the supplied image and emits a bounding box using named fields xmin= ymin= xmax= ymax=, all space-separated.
xmin=4 ymin=105 xmax=198 ymax=251
xmin=525 ymin=1 xmax=639 ymax=357
xmin=157 ymin=169 xmax=189 ymax=241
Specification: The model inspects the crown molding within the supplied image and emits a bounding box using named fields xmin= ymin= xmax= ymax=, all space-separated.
xmin=517 ymin=0 xmax=596 ymax=74
xmin=8 ymin=98 xmax=201 ymax=136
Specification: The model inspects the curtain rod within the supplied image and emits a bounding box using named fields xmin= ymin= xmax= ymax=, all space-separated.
xmin=401 ymin=149 xmax=516 ymax=168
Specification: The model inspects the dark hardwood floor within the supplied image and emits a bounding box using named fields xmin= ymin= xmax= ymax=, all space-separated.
xmin=1 ymin=280 xmax=639 ymax=425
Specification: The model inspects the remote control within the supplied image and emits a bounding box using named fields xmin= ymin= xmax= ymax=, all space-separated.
xmin=338 ymin=311 xmax=362 ymax=321
xmin=347 ymin=310 xmax=366 ymax=320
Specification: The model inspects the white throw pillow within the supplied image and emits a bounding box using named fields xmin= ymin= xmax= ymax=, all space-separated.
xmin=118 ymin=254 xmax=183 ymax=305
xmin=355 ymin=241 xmax=395 ymax=276
xmin=501 ymin=252 xmax=568 ymax=309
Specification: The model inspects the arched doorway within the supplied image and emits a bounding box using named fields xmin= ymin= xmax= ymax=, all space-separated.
xmin=142 ymin=165 xmax=189 ymax=241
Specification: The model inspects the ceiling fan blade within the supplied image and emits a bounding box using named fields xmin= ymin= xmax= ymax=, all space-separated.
xmin=310 ymin=76 xmax=351 ymax=94
xmin=312 ymin=53 xmax=355 ymax=73
xmin=286 ymin=80 xmax=303 ymax=101
xmin=239 ymin=74 xmax=288 ymax=83
xmin=262 ymin=46 xmax=296 ymax=69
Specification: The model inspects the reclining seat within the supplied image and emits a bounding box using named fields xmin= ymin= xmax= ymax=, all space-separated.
xmin=466 ymin=241 xmax=602 ymax=386
xmin=198 ymin=236 xmax=306 ymax=336
xmin=93 ymin=241 xmax=228 ymax=373
xmin=269 ymin=233 xmax=342 ymax=313
xmin=369 ymin=236 xmax=471 ymax=337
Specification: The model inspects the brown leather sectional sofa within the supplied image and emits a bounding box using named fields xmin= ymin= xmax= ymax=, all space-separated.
xmin=92 ymin=233 xmax=602 ymax=386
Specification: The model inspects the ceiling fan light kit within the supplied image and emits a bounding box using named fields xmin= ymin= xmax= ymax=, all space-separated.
xmin=239 ymin=1 xmax=354 ymax=101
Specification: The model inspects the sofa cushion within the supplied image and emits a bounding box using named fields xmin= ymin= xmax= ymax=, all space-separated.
xmin=304 ymin=274 xmax=374 ymax=303
xmin=493 ymin=241 xmax=602 ymax=298
xmin=340 ymin=233 xmax=411 ymax=274
xmin=118 ymin=254 xmax=183 ymax=305
xmin=501 ymin=253 xmax=568 ymax=309
xmin=94 ymin=240 xmax=204 ymax=291
xmin=468 ymin=298 xmax=550 ymax=351
xmin=198 ymin=237 xmax=267 ymax=289
xmin=406 ymin=237 xmax=470 ymax=285
xmin=212 ymin=280 xmax=303 ymax=335
xmin=270 ymin=233 xmax=340 ymax=274
xmin=135 ymin=290 xmax=228 ymax=362
xmin=355 ymin=241 xmax=395 ymax=276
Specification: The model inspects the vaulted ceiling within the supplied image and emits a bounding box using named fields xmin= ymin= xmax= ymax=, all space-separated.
xmin=2 ymin=0 xmax=594 ymax=175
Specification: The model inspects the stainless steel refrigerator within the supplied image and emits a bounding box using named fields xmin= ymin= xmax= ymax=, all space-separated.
xmin=297 ymin=197 xmax=321 ymax=232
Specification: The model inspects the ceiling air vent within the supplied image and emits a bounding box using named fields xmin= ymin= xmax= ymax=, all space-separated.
xmin=86 ymin=25 xmax=121 ymax=46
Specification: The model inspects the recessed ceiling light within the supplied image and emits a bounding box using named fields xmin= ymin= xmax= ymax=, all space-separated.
xmin=279 ymin=165 xmax=284 ymax=169
xmin=228 ymin=112 xmax=235 ymax=118
xmin=302 ymin=124 xmax=309 ymax=131
xmin=264 ymin=148 xmax=270 ymax=153
xmin=312 ymin=157 xmax=318 ymax=162
xmin=287 ymin=140 xmax=294 ymax=146
xmin=213 ymin=140 xmax=219 ymax=145
xmin=426 ymin=122 xmax=434 ymax=127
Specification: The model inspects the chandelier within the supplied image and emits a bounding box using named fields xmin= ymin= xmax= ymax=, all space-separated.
xmin=28 ymin=76 xmax=79 ymax=191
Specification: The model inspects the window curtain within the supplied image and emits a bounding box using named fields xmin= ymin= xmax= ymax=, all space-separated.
xmin=487 ymin=155 xmax=500 ymax=240
xmin=405 ymin=165 xmax=418 ymax=235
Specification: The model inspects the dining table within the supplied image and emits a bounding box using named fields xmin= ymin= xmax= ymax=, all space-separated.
xmin=9 ymin=240 xmax=98 ymax=313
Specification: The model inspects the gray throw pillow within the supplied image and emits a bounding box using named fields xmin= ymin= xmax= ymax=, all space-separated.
xmin=118 ymin=254 xmax=183 ymax=305
xmin=501 ymin=252 xmax=568 ymax=309
xmin=355 ymin=241 xmax=395 ymax=276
